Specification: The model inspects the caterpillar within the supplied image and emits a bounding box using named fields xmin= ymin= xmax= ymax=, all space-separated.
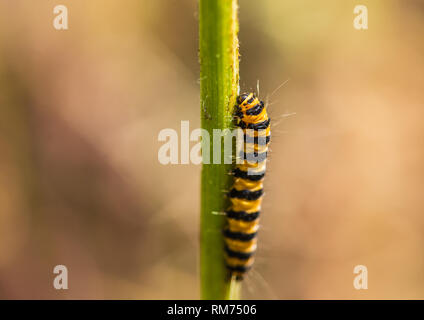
xmin=225 ymin=92 xmax=271 ymax=281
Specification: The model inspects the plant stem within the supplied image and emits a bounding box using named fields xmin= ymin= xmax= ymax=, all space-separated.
xmin=199 ymin=0 xmax=240 ymax=300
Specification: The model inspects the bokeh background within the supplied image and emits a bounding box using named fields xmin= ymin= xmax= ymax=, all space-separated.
xmin=1 ymin=0 xmax=424 ymax=299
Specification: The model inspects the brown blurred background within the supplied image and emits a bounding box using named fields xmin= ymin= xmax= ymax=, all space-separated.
xmin=1 ymin=0 xmax=424 ymax=299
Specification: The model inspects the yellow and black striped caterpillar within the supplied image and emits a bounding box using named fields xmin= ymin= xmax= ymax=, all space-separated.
xmin=225 ymin=92 xmax=271 ymax=281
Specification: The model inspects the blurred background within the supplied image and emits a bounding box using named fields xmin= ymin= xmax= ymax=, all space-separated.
xmin=1 ymin=0 xmax=424 ymax=299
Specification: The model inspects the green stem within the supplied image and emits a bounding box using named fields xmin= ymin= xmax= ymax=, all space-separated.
xmin=199 ymin=0 xmax=240 ymax=300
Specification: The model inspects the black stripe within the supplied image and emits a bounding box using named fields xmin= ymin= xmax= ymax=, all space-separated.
xmin=239 ymin=118 xmax=270 ymax=131
xmin=225 ymin=246 xmax=255 ymax=260
xmin=227 ymin=265 xmax=252 ymax=273
xmin=233 ymin=168 xmax=265 ymax=181
xmin=224 ymin=229 xmax=257 ymax=241
xmin=229 ymin=188 xmax=263 ymax=201
xmin=244 ymin=134 xmax=271 ymax=145
xmin=240 ymin=151 xmax=268 ymax=162
xmin=245 ymin=101 xmax=264 ymax=116
xmin=246 ymin=97 xmax=255 ymax=105
xmin=227 ymin=210 xmax=260 ymax=221
xmin=237 ymin=93 xmax=250 ymax=105
xmin=234 ymin=105 xmax=244 ymax=119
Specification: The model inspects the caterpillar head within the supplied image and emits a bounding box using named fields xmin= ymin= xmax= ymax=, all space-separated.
xmin=237 ymin=93 xmax=255 ymax=106
xmin=237 ymin=93 xmax=263 ymax=115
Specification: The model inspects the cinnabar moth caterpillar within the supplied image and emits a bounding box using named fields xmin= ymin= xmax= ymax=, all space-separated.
xmin=225 ymin=93 xmax=271 ymax=281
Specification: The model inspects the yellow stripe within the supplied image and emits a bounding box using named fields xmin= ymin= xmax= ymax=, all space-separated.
xmin=243 ymin=126 xmax=270 ymax=137
xmin=226 ymin=256 xmax=255 ymax=268
xmin=237 ymin=161 xmax=266 ymax=172
xmin=233 ymin=178 xmax=262 ymax=192
xmin=244 ymin=142 xmax=268 ymax=153
xmin=225 ymin=238 xmax=257 ymax=253
xmin=227 ymin=218 xmax=259 ymax=233
xmin=230 ymin=198 xmax=261 ymax=212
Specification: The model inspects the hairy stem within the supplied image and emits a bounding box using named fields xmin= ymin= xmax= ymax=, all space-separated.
xmin=199 ymin=0 xmax=240 ymax=300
